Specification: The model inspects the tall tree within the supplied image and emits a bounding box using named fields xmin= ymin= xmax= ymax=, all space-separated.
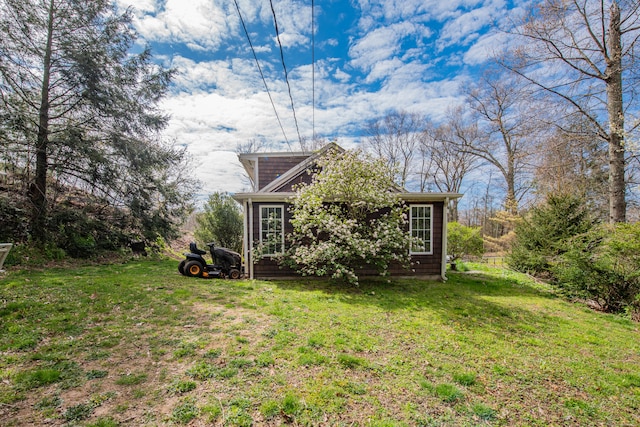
xmin=509 ymin=0 xmax=640 ymax=223
xmin=458 ymin=71 xmax=539 ymax=214
xmin=365 ymin=110 xmax=425 ymax=188
xmin=534 ymin=120 xmax=609 ymax=219
xmin=0 ymin=0 xmax=177 ymax=242
xmin=421 ymin=109 xmax=480 ymax=221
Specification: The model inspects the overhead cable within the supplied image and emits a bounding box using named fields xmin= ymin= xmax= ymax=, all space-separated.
xmin=232 ymin=0 xmax=292 ymax=151
xmin=312 ymin=0 xmax=315 ymax=144
xmin=269 ymin=0 xmax=304 ymax=150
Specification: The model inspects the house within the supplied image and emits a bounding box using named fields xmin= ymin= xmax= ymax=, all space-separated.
xmin=232 ymin=143 xmax=462 ymax=281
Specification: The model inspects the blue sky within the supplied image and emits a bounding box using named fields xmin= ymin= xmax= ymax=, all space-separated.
xmin=115 ymin=0 xmax=525 ymax=197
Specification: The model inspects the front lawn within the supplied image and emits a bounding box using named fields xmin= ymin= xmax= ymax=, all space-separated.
xmin=0 ymin=259 xmax=638 ymax=426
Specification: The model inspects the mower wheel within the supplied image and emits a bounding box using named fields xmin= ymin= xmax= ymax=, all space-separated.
xmin=228 ymin=268 xmax=241 ymax=279
xmin=184 ymin=261 xmax=204 ymax=278
xmin=178 ymin=260 xmax=186 ymax=275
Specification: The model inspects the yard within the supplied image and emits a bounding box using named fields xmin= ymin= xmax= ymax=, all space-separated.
xmin=0 ymin=259 xmax=638 ymax=426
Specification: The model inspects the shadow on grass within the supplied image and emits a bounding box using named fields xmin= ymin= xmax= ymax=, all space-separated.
xmin=265 ymin=270 xmax=568 ymax=335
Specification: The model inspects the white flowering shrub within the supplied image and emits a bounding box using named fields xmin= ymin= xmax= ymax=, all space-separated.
xmin=278 ymin=149 xmax=412 ymax=284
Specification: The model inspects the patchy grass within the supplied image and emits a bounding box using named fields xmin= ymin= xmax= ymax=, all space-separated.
xmin=0 ymin=259 xmax=639 ymax=426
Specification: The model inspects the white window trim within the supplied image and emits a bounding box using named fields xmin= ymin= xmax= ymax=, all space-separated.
xmin=259 ymin=205 xmax=285 ymax=256
xmin=409 ymin=204 xmax=433 ymax=255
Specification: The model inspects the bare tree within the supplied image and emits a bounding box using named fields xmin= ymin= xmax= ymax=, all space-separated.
xmin=365 ymin=110 xmax=425 ymax=188
xmin=456 ymin=71 xmax=539 ymax=214
xmin=535 ymin=118 xmax=609 ymax=219
xmin=508 ymin=0 xmax=640 ymax=223
xmin=421 ymin=110 xmax=480 ymax=221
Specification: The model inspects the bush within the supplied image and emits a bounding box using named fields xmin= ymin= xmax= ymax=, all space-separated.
xmin=0 ymin=195 xmax=29 ymax=242
xmin=447 ymin=222 xmax=483 ymax=265
xmin=553 ymin=223 xmax=640 ymax=314
xmin=194 ymin=192 xmax=243 ymax=253
xmin=507 ymin=193 xmax=594 ymax=276
xmin=281 ymin=149 xmax=411 ymax=284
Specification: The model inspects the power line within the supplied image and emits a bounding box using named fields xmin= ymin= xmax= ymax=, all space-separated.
xmin=232 ymin=0 xmax=291 ymax=151
xmin=269 ymin=0 xmax=303 ymax=150
xmin=312 ymin=0 xmax=315 ymax=143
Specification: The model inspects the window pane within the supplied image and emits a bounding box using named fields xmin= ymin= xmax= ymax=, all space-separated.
xmin=260 ymin=206 xmax=283 ymax=255
xmin=410 ymin=205 xmax=432 ymax=254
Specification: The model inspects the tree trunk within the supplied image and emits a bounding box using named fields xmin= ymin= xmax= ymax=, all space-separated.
xmin=606 ymin=2 xmax=626 ymax=223
xmin=30 ymin=0 xmax=55 ymax=242
xmin=505 ymin=151 xmax=518 ymax=215
xmin=449 ymin=199 xmax=459 ymax=223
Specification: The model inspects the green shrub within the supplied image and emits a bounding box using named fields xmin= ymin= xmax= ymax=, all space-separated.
xmin=447 ymin=222 xmax=484 ymax=265
xmin=553 ymin=223 xmax=640 ymax=314
xmin=507 ymin=193 xmax=594 ymax=276
xmin=115 ymin=373 xmax=147 ymax=386
xmin=186 ymin=361 xmax=217 ymax=380
xmin=0 ymin=195 xmax=29 ymax=242
xmin=281 ymin=392 xmax=302 ymax=416
xmin=260 ymin=399 xmax=280 ymax=419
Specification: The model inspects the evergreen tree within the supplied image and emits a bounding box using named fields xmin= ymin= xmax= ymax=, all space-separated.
xmin=0 ymin=0 xmax=191 ymax=244
xmin=507 ymin=193 xmax=594 ymax=276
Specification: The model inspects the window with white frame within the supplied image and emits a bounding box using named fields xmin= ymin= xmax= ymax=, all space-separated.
xmin=259 ymin=205 xmax=284 ymax=255
xmin=410 ymin=204 xmax=433 ymax=254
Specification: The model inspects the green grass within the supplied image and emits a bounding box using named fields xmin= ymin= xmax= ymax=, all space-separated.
xmin=1 ymin=258 xmax=639 ymax=426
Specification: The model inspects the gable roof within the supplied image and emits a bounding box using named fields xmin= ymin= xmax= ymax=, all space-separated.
xmin=233 ymin=142 xmax=463 ymax=202
xmin=259 ymin=142 xmax=344 ymax=193
xmin=238 ymin=150 xmax=312 ymax=191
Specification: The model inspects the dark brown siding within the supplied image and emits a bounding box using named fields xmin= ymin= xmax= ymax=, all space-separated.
xmin=252 ymin=201 xmax=445 ymax=279
xmin=276 ymin=171 xmax=314 ymax=192
xmin=258 ymin=156 xmax=310 ymax=190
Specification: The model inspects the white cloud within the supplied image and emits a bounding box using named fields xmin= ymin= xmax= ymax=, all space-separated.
xmin=111 ymin=0 xmax=525 ymax=198
xmin=437 ymin=0 xmax=506 ymax=51
xmin=170 ymin=56 xmax=264 ymax=96
xmin=192 ymin=151 xmax=247 ymax=198
xmin=272 ymin=32 xmax=309 ymax=49
xmin=118 ymin=0 xmax=235 ymax=50
xmin=349 ymin=22 xmax=418 ymax=72
xmin=333 ymin=68 xmax=351 ymax=83
xmin=463 ymin=31 xmax=509 ymax=65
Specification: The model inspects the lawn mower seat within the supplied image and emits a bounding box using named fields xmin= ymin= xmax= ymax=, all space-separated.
xmin=189 ymin=242 xmax=207 ymax=255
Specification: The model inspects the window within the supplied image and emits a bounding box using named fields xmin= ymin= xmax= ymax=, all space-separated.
xmin=410 ymin=204 xmax=433 ymax=254
xmin=260 ymin=205 xmax=284 ymax=255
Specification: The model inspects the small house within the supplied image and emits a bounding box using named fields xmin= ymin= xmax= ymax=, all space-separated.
xmin=232 ymin=143 xmax=462 ymax=280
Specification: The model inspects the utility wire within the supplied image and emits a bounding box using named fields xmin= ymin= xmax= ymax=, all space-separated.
xmin=269 ymin=0 xmax=304 ymax=150
xmin=232 ymin=0 xmax=291 ymax=150
xmin=312 ymin=0 xmax=315 ymax=144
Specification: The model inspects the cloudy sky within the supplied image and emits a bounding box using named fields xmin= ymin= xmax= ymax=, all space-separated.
xmin=114 ymin=0 xmax=526 ymax=198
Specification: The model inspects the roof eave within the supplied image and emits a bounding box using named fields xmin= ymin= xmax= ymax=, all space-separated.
xmin=232 ymin=192 xmax=463 ymax=204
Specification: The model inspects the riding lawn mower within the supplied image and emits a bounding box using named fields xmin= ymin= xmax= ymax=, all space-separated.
xmin=178 ymin=242 xmax=242 ymax=279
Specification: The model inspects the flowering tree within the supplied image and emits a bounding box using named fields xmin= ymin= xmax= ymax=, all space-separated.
xmin=280 ymin=149 xmax=412 ymax=284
